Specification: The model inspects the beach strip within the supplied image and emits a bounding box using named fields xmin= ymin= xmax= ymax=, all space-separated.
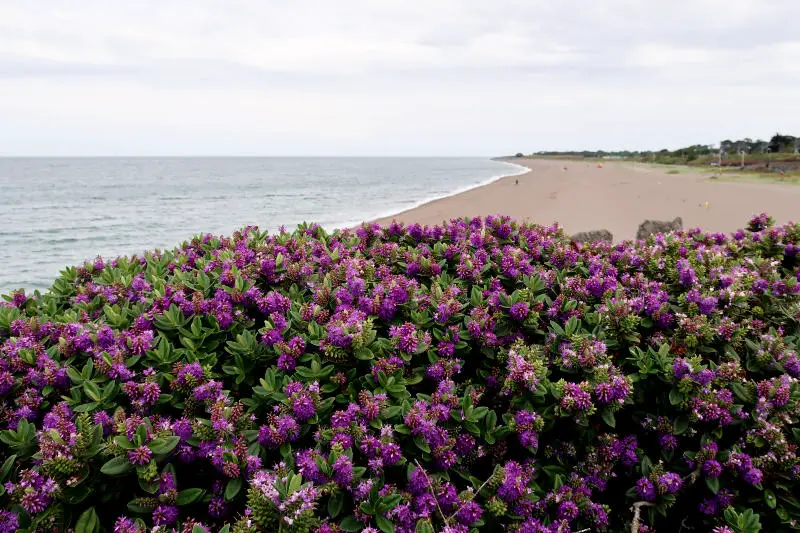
xmin=366 ymin=158 xmax=800 ymax=241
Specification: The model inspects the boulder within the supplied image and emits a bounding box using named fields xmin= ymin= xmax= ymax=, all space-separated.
xmin=636 ymin=217 xmax=683 ymax=240
xmin=571 ymin=229 xmax=613 ymax=243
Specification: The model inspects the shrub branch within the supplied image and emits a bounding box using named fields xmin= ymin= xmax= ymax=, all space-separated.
xmin=630 ymin=463 xmax=703 ymax=532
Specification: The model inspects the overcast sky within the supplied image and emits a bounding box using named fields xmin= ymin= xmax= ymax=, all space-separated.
xmin=1 ymin=1 xmax=799 ymax=156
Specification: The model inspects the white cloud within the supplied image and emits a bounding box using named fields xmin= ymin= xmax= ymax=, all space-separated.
xmin=0 ymin=0 xmax=799 ymax=155
xmin=626 ymin=45 xmax=716 ymax=68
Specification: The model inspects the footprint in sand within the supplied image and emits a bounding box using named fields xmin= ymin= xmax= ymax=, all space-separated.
xmin=548 ymin=191 xmax=559 ymax=200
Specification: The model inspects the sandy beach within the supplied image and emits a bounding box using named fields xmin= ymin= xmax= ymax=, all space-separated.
xmin=369 ymin=158 xmax=800 ymax=241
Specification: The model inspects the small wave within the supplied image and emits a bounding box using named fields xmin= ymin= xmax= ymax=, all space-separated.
xmin=201 ymin=195 xmax=232 ymax=201
xmin=160 ymin=196 xmax=190 ymax=201
xmin=38 ymin=236 xmax=82 ymax=244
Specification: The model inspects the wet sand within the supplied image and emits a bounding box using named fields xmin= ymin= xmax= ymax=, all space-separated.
xmin=368 ymin=158 xmax=800 ymax=241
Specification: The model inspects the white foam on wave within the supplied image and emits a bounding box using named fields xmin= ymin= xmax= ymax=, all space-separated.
xmin=329 ymin=160 xmax=531 ymax=230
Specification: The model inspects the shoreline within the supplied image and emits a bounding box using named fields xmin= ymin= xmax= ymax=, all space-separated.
xmin=335 ymin=159 xmax=530 ymax=230
xmin=363 ymin=158 xmax=800 ymax=241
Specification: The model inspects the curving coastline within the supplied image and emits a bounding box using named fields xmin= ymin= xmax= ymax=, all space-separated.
xmin=367 ymin=158 xmax=800 ymax=241
xmin=335 ymin=160 xmax=530 ymax=231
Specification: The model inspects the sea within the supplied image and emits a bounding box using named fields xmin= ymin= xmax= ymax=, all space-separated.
xmin=0 ymin=157 xmax=527 ymax=293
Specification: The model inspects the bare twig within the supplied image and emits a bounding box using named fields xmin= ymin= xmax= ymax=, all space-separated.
xmin=682 ymin=463 xmax=703 ymax=486
xmin=414 ymin=460 xmax=449 ymax=526
xmin=445 ymin=469 xmax=497 ymax=522
xmin=631 ymin=464 xmax=703 ymax=532
xmin=630 ymin=501 xmax=656 ymax=533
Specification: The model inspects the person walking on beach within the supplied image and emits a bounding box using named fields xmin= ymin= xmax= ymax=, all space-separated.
xmin=515 ymin=178 xmax=519 ymax=185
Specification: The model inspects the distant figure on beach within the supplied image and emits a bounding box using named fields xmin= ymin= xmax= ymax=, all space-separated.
xmin=515 ymin=179 xmax=519 ymax=185
xmin=563 ymin=166 xmax=568 ymax=171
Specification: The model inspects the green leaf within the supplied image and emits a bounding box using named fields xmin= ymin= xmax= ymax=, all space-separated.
xmin=472 ymin=406 xmax=488 ymax=420
xmin=192 ymin=526 xmax=207 ymax=533
xmin=139 ymin=476 xmax=159 ymax=494
xmin=354 ymin=347 xmax=374 ymax=360
xmin=225 ymin=477 xmax=243 ymax=501
xmin=381 ymin=494 xmax=403 ymax=510
xmin=100 ymin=456 xmax=132 ymax=476
xmin=669 ymin=388 xmax=683 ymax=406
xmin=0 ymin=454 xmax=16 ymax=481
xmin=148 ymin=436 xmax=180 ymax=455
xmin=706 ymin=477 xmax=720 ymax=494
xmin=288 ymin=473 xmax=302 ymax=494
xmin=328 ymin=491 xmax=344 ymax=518
xmin=470 ymin=286 xmax=483 ymax=307
xmin=73 ymin=402 xmax=101 ymax=413
xmin=641 ymin=456 xmax=652 ymax=477
xmin=723 ymin=507 xmax=738 ymax=526
xmin=339 ymin=516 xmax=363 ymax=532
xmin=113 ymin=436 xmax=135 ymax=450
xmin=549 ymin=320 xmax=565 ymax=336
xmin=75 ymin=507 xmax=99 ymax=533
xmin=415 ymin=519 xmax=435 ymax=533
xmin=674 ymin=416 xmax=689 ymax=435
xmin=63 ymin=485 xmax=92 ymax=504
xmin=177 ymin=488 xmax=205 ymax=506
xmin=376 ymin=515 xmax=395 ymax=533
xmin=764 ymin=489 xmax=777 ymax=509
xmin=484 ymin=410 xmax=497 ymax=432
xmin=731 ymin=382 xmax=753 ymax=403
xmin=601 ymin=409 xmax=616 ymax=428
xmin=134 ymin=423 xmax=148 ymax=446
xmin=82 ymin=381 xmax=102 ymax=402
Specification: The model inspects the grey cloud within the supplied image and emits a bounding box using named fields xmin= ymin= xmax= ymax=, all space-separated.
xmin=2 ymin=1 xmax=799 ymax=78
xmin=1 ymin=0 xmax=800 ymax=155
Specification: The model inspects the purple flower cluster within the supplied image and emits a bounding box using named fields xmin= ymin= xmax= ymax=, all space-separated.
xmin=1 ymin=214 xmax=800 ymax=532
xmin=4 ymin=469 xmax=58 ymax=514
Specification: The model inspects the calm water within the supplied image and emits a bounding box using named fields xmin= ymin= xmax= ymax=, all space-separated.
xmin=0 ymin=157 xmax=526 ymax=293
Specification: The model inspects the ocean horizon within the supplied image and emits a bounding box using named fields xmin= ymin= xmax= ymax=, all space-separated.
xmin=0 ymin=157 xmax=527 ymax=293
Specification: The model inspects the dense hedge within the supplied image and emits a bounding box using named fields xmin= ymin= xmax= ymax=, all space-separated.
xmin=1 ymin=214 xmax=800 ymax=533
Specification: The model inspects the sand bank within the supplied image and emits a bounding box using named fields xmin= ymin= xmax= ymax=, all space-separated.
xmin=367 ymin=158 xmax=800 ymax=241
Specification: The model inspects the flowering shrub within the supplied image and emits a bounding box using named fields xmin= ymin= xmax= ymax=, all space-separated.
xmin=1 ymin=213 xmax=800 ymax=533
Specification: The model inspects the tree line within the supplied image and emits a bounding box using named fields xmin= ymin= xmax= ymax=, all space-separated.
xmin=523 ymin=133 xmax=799 ymax=162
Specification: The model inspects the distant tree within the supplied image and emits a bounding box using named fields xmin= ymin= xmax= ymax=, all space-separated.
xmin=530 ymin=134 xmax=797 ymax=160
xmin=769 ymin=133 xmax=796 ymax=153
xmin=736 ymin=140 xmax=748 ymax=154
xmin=515 ymin=153 xmax=524 ymax=157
